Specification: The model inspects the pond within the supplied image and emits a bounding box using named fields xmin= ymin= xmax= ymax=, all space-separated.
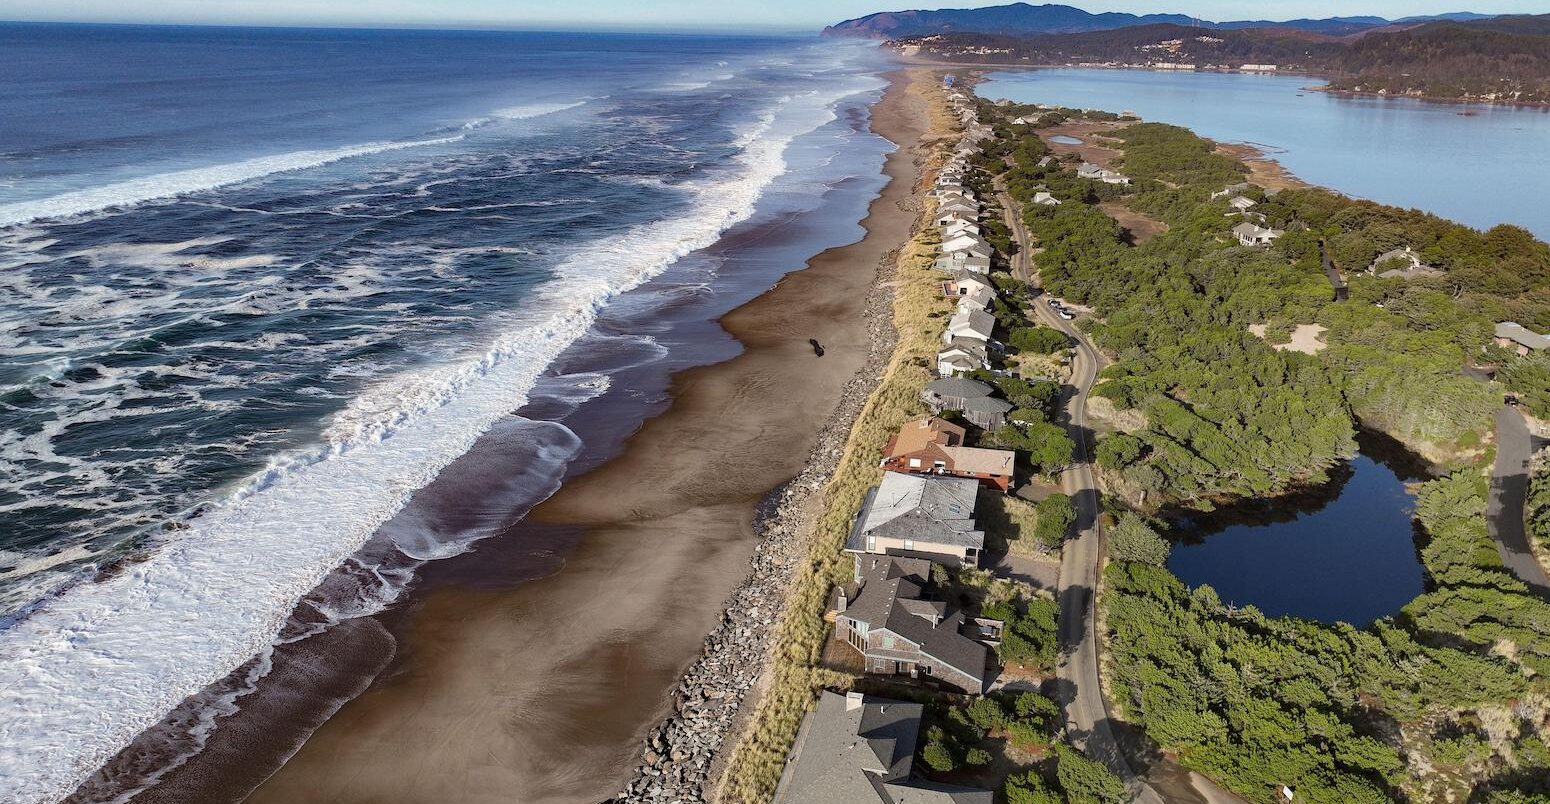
xmin=1048 ymin=134 xmax=1083 ymax=145
xmin=1164 ymin=431 xmax=1429 ymax=626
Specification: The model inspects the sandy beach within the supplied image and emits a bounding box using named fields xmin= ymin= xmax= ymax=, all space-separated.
xmin=198 ymin=69 xmax=933 ymax=804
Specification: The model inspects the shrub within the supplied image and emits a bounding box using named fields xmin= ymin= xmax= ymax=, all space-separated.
xmin=1054 ymin=743 xmax=1128 ymax=804
xmin=1011 ymin=325 xmax=1070 ymax=354
xmin=1107 ymin=512 xmax=1171 ymax=566
xmin=1034 ymin=493 xmax=1075 ymax=547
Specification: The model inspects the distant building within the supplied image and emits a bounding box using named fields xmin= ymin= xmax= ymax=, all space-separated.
xmin=881 ymin=417 xmax=1015 ymax=491
xmin=936 ymin=339 xmax=990 ymax=377
xmin=1232 ymin=221 xmax=1282 ymax=247
xmin=1495 ymin=322 xmax=1550 ymax=356
xmin=944 ymin=306 xmax=996 ymax=345
xmin=933 ymin=253 xmax=992 ymax=274
xmin=773 ymin=690 xmax=994 ymax=804
xmin=922 ymin=377 xmax=1013 ymax=431
xmin=845 ymin=474 xmax=985 ymax=568
xmin=942 ymin=271 xmax=995 ymax=301
xmin=1210 ymin=182 xmax=1250 ymax=200
xmin=1032 ymin=191 xmax=1061 ymax=206
xmin=1240 ymin=64 xmax=1279 ymax=72
xmin=1076 ymin=162 xmax=1130 ymax=185
xmin=1227 ymin=195 xmax=1256 ymax=212
xmin=1368 ymin=246 xmax=1442 ymax=280
xmin=940 ymin=233 xmax=993 ymax=260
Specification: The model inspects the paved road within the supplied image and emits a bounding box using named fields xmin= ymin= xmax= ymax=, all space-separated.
xmin=1488 ymin=406 xmax=1550 ymax=596
xmin=994 ymin=180 xmax=1241 ymax=804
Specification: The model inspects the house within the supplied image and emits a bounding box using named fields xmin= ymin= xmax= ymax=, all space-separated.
xmin=933 ymin=254 xmax=992 ymax=274
xmin=943 ymin=306 xmax=995 ymax=344
xmin=1369 ymin=246 xmax=1442 ymax=280
xmin=830 ymin=555 xmax=999 ymax=692
xmin=936 ymin=339 xmax=990 ymax=377
xmin=1227 ymin=195 xmax=1256 ymax=212
xmin=1495 ymin=322 xmax=1550 ymax=356
xmin=940 ymin=234 xmax=993 ymax=260
xmin=955 ymin=284 xmax=997 ymax=311
xmin=922 ymin=377 xmax=1013 ymax=430
xmin=1210 ymin=182 xmax=1250 ymax=200
xmin=936 ymin=198 xmax=978 ymax=217
xmin=1032 ymin=191 xmax=1060 ymax=206
xmin=934 ymin=209 xmax=975 ymax=228
xmin=1077 ymin=162 xmax=1130 ymax=185
xmin=1037 ymin=155 xmax=1055 ymax=167
xmin=1232 ymin=221 xmax=1282 ymax=247
xmin=881 ymin=417 xmax=1015 ymax=491
xmin=773 ymin=690 xmax=994 ymax=804
xmin=942 ymin=220 xmax=981 ymax=238
xmin=943 ymin=271 xmax=995 ymax=300
xmin=931 ymin=183 xmax=969 ymax=199
xmin=846 ymin=474 xmax=985 ymax=568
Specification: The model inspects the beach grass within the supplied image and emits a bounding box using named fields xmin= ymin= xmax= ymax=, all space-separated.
xmin=717 ymin=72 xmax=957 ymax=804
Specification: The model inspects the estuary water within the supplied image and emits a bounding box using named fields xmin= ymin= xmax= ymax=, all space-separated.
xmin=980 ymin=67 xmax=1550 ymax=238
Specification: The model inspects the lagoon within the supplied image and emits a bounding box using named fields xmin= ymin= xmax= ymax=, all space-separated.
xmin=980 ymin=68 xmax=1550 ymax=238
xmin=1165 ymin=433 xmax=1429 ymax=626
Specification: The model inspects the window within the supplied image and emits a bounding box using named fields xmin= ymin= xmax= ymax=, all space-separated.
xmin=908 ymin=458 xmax=921 ymax=468
xmin=904 ymin=540 xmax=914 ymax=551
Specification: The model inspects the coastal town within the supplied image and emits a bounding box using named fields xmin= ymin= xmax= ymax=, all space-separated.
xmin=618 ymin=66 xmax=1550 ymax=804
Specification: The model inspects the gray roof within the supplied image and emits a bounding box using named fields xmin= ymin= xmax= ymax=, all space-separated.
xmin=776 ymin=691 xmax=993 ymax=804
xmin=776 ymin=692 xmax=921 ymax=803
xmin=853 ymin=472 xmax=983 ymax=551
xmin=956 ymin=395 xmax=1013 ymax=415
xmin=923 ymin=377 xmax=993 ymax=400
xmin=837 ymin=557 xmax=991 ymax=687
xmin=1497 ymin=321 xmax=1550 ymax=350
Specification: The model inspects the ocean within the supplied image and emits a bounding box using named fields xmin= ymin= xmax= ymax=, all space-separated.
xmin=0 ymin=24 xmax=891 ymax=802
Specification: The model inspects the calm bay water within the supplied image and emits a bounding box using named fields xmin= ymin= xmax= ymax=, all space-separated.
xmin=980 ymin=67 xmax=1550 ymax=238
xmin=1165 ymin=438 xmax=1428 ymax=626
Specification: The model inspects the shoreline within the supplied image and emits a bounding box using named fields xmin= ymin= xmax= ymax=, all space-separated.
xmin=612 ymin=65 xmax=931 ymax=802
xmin=225 ymin=69 xmax=928 ymax=804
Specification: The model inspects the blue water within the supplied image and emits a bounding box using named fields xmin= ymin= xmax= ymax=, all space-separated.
xmin=980 ymin=68 xmax=1550 ymax=237
xmin=1166 ymin=444 xmax=1427 ymax=626
xmin=0 ymin=24 xmax=892 ymax=801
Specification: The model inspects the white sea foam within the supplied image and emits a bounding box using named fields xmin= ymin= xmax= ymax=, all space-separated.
xmin=0 ymin=70 xmax=877 ymax=804
xmin=0 ymin=136 xmax=464 ymax=229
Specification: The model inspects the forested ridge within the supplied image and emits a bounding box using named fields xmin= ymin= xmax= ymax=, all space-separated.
xmin=904 ymin=15 xmax=1550 ymax=104
xmin=969 ymin=96 xmax=1550 ymax=802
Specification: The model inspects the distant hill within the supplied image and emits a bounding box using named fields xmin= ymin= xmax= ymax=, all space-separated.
xmin=888 ymin=13 xmax=1550 ymax=104
xmin=822 ymin=2 xmax=1493 ymax=39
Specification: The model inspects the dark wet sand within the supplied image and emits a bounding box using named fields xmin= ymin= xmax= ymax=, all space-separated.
xmin=229 ymin=70 xmax=929 ymax=804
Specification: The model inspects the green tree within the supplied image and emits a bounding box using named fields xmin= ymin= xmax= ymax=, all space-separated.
xmin=1054 ymin=743 xmax=1128 ymax=804
xmin=997 ymin=422 xmax=1075 ymax=473
xmin=1095 ymin=433 xmax=1144 ymax=470
xmin=1004 ymin=770 xmax=1062 ymax=804
xmin=1034 ymin=493 xmax=1076 ymax=548
xmin=1107 ymin=512 xmax=1171 ymax=566
xmin=1011 ymin=326 xmax=1070 ymax=354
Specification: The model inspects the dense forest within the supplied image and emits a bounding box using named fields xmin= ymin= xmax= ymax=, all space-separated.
xmin=901 ymin=15 xmax=1550 ymax=103
xmin=972 ymin=97 xmax=1550 ymax=801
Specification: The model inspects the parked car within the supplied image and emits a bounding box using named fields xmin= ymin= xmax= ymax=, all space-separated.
xmin=1057 ymin=309 xmax=1076 ymax=320
xmin=1046 ymin=298 xmax=1062 ymax=307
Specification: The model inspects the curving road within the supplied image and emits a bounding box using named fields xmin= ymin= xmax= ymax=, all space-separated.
xmin=1489 ymin=405 xmax=1550 ymax=596
xmin=994 ymin=178 xmax=1240 ymax=804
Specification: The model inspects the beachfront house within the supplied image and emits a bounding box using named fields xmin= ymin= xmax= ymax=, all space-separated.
xmin=943 ymin=271 xmax=995 ymax=300
xmin=1233 ymin=222 xmax=1282 ymax=247
xmin=937 ymin=198 xmax=978 ymax=217
xmin=935 ymin=209 xmax=974 ymax=228
xmin=941 ymin=234 xmax=992 ymax=260
xmin=881 ymin=417 xmax=1015 ymax=491
xmin=1211 ymin=182 xmax=1250 ymax=200
xmin=942 ymin=220 xmax=981 ymax=238
xmin=936 ymin=339 xmax=990 ymax=377
xmin=828 ymin=558 xmax=1001 ymax=695
xmin=922 ymin=377 xmax=1012 ymax=431
xmin=773 ymin=690 xmax=993 ymax=804
xmin=1227 ymin=195 xmax=1256 ymax=212
xmin=934 ymin=253 xmax=991 ymax=274
xmin=943 ymin=306 xmax=995 ymax=344
xmin=1495 ymin=322 xmax=1550 ymax=356
xmin=955 ymin=284 xmax=997 ymax=312
xmin=845 ymin=473 xmax=985 ymax=569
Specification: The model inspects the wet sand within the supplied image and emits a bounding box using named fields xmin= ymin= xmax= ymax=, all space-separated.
xmin=232 ymin=70 xmax=930 ymax=804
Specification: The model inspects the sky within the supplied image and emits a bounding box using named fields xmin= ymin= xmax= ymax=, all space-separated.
xmin=0 ymin=0 xmax=1540 ymax=33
